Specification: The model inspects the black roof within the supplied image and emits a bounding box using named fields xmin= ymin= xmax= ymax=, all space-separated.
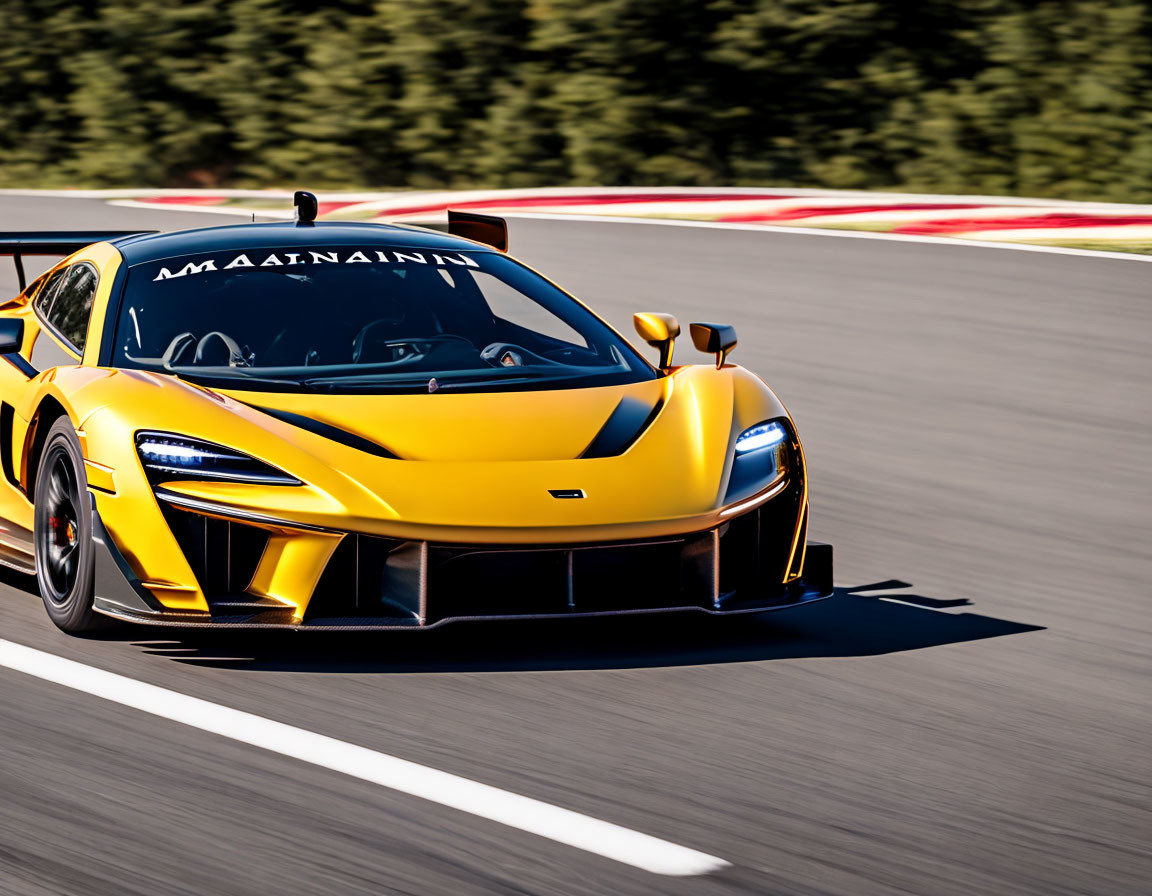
xmin=112 ymin=220 xmax=489 ymax=265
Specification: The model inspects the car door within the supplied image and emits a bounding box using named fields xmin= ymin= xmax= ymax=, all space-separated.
xmin=0 ymin=269 xmax=62 ymax=562
xmin=0 ymin=262 xmax=98 ymax=556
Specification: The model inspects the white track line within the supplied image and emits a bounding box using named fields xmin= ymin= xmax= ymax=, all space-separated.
xmin=0 ymin=638 xmax=729 ymax=877
xmin=105 ymin=199 xmax=280 ymax=219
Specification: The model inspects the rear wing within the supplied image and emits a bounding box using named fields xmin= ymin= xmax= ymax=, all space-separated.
xmin=0 ymin=231 xmax=155 ymax=292
xmin=447 ymin=211 xmax=508 ymax=252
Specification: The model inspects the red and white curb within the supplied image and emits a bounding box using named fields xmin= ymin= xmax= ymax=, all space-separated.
xmin=7 ymin=186 xmax=1152 ymax=255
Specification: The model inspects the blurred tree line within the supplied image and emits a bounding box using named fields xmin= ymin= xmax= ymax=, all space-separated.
xmin=1 ymin=0 xmax=1150 ymax=200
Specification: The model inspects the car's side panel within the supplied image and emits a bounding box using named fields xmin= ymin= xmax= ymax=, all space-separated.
xmin=0 ymin=244 xmax=122 ymax=564
xmin=0 ymin=303 xmax=43 ymax=539
xmin=0 ymin=369 xmax=34 ymax=569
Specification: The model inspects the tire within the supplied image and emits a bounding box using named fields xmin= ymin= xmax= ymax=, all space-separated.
xmin=34 ymin=418 xmax=101 ymax=633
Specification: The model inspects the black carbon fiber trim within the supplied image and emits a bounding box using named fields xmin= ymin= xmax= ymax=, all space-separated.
xmin=91 ymin=583 xmax=832 ymax=630
xmin=90 ymin=496 xmax=167 ymax=614
xmin=250 ymin=405 xmax=399 ymax=459
xmin=580 ymin=395 xmax=663 ymax=458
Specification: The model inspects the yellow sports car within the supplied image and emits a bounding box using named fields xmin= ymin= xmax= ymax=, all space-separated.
xmin=0 ymin=192 xmax=831 ymax=633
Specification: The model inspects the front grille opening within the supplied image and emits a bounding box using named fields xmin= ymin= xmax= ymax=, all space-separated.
xmin=425 ymin=536 xmax=716 ymax=622
xmin=161 ymin=506 xmax=269 ymax=600
xmin=429 ymin=547 xmax=571 ymax=619
xmin=718 ymin=512 xmax=759 ymax=596
xmin=304 ymin=478 xmax=808 ymax=624
xmin=307 ymin=534 xmax=421 ymax=620
xmin=572 ymin=541 xmax=695 ymax=611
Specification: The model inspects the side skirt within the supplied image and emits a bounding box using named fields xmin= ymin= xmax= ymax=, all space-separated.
xmin=0 ymin=519 xmax=34 ymax=575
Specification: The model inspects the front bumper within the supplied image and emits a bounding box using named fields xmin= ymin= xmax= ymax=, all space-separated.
xmin=90 ymin=482 xmax=833 ymax=630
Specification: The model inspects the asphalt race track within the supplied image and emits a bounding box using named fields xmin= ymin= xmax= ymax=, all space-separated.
xmin=0 ymin=194 xmax=1148 ymax=896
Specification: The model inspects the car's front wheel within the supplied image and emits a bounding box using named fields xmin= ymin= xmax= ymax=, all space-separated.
xmin=34 ymin=418 xmax=101 ymax=633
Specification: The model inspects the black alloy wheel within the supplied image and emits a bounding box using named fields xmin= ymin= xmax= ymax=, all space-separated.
xmin=34 ymin=418 xmax=101 ymax=632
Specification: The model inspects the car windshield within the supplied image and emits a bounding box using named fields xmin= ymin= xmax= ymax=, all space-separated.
xmin=114 ymin=245 xmax=654 ymax=393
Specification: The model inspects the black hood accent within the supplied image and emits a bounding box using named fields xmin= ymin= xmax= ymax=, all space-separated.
xmin=580 ymin=395 xmax=664 ymax=459
xmin=250 ymin=405 xmax=399 ymax=459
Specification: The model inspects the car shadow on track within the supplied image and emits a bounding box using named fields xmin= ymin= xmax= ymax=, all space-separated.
xmin=111 ymin=581 xmax=1044 ymax=673
xmin=0 ymin=567 xmax=1043 ymax=672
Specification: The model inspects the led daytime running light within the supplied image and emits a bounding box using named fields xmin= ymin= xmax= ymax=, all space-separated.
xmin=136 ymin=432 xmax=299 ymax=485
xmin=734 ymin=421 xmax=788 ymax=454
xmin=138 ymin=440 xmax=234 ymax=466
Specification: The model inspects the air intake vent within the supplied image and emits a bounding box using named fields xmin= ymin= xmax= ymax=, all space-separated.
xmin=580 ymin=396 xmax=663 ymax=458
xmin=307 ymin=534 xmax=423 ymax=621
xmin=160 ymin=506 xmax=269 ymax=609
xmin=252 ymin=405 xmax=399 ymax=459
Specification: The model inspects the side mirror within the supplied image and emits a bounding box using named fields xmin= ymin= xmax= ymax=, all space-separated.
xmin=0 ymin=318 xmax=23 ymax=354
xmin=690 ymin=322 xmax=737 ymax=369
xmin=633 ymin=312 xmax=680 ymax=370
xmin=448 ymin=209 xmax=508 ymax=252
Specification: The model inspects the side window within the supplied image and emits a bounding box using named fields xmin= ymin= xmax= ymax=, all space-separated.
xmin=32 ymin=267 xmax=69 ymax=318
xmin=43 ymin=263 xmax=99 ymax=352
xmin=469 ymin=271 xmax=588 ymax=348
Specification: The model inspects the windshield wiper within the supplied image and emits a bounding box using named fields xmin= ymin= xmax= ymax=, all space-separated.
xmin=168 ymin=369 xmax=314 ymax=390
xmin=301 ymin=373 xmax=440 ymax=388
xmin=301 ymin=371 xmax=549 ymax=391
xmin=434 ymin=376 xmax=540 ymax=391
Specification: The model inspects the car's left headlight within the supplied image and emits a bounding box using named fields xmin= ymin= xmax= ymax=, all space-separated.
xmin=725 ymin=419 xmax=790 ymax=503
xmin=136 ymin=432 xmax=300 ymax=485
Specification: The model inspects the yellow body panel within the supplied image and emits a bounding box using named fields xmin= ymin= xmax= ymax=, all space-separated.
xmin=247 ymin=532 xmax=344 ymax=620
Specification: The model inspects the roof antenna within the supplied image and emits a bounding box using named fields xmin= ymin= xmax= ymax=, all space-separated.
xmin=294 ymin=190 xmax=318 ymax=226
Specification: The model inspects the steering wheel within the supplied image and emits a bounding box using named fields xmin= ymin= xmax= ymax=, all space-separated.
xmin=160 ymin=331 xmax=250 ymax=368
xmin=160 ymin=332 xmax=197 ymax=367
xmin=479 ymin=342 xmax=558 ymax=368
xmin=192 ymin=331 xmax=249 ymax=366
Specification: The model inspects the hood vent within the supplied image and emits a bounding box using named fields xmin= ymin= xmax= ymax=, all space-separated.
xmin=252 ymin=406 xmax=399 ymax=459
xmin=580 ymin=395 xmax=664 ymax=459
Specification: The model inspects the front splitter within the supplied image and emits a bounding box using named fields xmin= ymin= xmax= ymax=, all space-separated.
xmin=93 ymin=584 xmax=832 ymax=631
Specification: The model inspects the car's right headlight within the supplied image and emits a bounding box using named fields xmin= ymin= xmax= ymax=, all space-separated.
xmin=725 ymin=419 xmax=791 ymax=503
xmin=136 ymin=432 xmax=300 ymax=485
